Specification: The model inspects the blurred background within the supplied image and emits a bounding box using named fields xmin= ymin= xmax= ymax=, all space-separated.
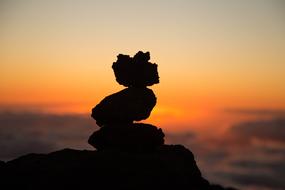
xmin=1 ymin=0 xmax=285 ymax=189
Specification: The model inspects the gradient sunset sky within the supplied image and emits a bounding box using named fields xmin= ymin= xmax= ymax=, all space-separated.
xmin=1 ymin=0 xmax=285 ymax=132
xmin=1 ymin=1 xmax=285 ymax=189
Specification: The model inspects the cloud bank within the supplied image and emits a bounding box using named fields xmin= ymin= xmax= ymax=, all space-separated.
xmin=166 ymin=116 xmax=285 ymax=190
xmin=0 ymin=112 xmax=96 ymax=161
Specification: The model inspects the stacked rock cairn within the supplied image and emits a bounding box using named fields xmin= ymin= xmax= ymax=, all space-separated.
xmin=88 ymin=51 xmax=165 ymax=151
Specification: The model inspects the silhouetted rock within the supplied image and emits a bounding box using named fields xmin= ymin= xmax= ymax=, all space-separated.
xmin=210 ymin=184 xmax=238 ymax=190
xmin=90 ymin=51 xmax=160 ymax=150
xmin=0 ymin=160 xmax=5 ymax=168
xmin=112 ymin=51 xmax=159 ymax=87
xmin=92 ymin=87 xmax=156 ymax=126
xmin=88 ymin=123 xmax=165 ymax=150
xmin=1 ymin=146 xmax=236 ymax=190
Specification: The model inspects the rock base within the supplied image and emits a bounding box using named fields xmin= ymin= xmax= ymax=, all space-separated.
xmin=1 ymin=146 xmax=236 ymax=190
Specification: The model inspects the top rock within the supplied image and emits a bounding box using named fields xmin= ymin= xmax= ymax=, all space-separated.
xmin=112 ymin=51 xmax=159 ymax=87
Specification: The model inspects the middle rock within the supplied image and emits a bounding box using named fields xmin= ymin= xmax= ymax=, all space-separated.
xmin=92 ymin=87 xmax=156 ymax=126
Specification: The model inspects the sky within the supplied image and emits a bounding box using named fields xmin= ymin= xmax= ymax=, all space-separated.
xmin=1 ymin=0 xmax=285 ymax=189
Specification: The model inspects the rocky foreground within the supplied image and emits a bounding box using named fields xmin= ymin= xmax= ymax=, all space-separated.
xmin=0 ymin=146 xmax=236 ymax=190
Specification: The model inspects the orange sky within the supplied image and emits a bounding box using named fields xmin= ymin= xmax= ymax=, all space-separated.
xmin=1 ymin=0 xmax=285 ymax=132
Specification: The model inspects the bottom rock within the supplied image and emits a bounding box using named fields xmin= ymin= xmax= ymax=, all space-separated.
xmin=88 ymin=123 xmax=165 ymax=150
xmin=1 ymin=146 xmax=237 ymax=190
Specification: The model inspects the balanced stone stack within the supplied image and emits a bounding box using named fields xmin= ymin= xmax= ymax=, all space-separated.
xmin=88 ymin=51 xmax=165 ymax=151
